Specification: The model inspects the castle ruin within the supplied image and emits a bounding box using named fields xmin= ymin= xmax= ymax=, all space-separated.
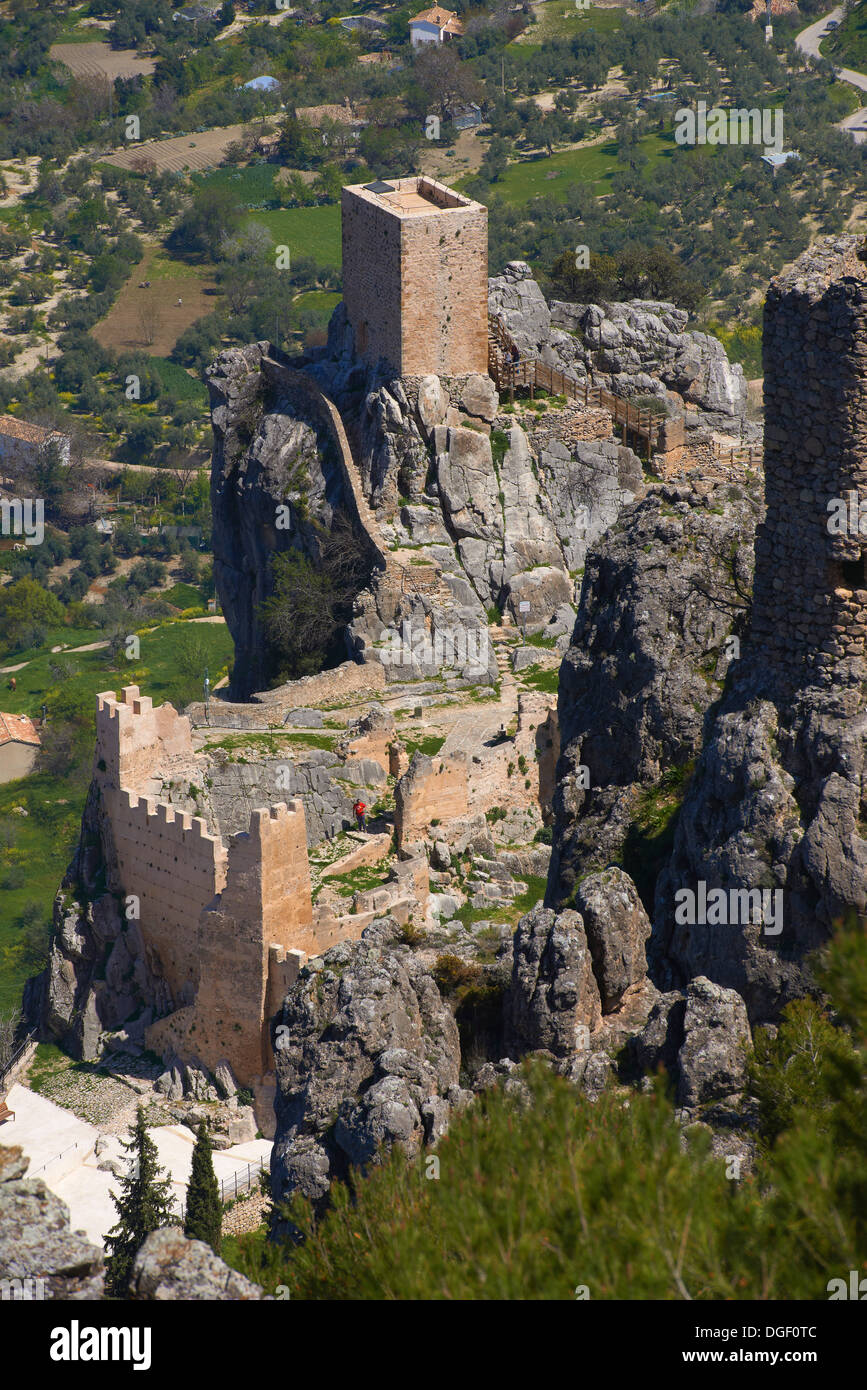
xmin=341 ymin=175 xmax=488 ymax=376
xmin=752 ymin=238 xmax=867 ymax=682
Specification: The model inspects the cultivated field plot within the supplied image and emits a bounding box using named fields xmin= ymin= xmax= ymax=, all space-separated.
xmin=92 ymin=244 xmax=219 ymax=357
xmin=49 ymin=40 xmax=156 ymax=81
xmin=248 ymin=204 xmax=342 ymax=268
xmin=102 ymin=125 xmax=249 ymax=175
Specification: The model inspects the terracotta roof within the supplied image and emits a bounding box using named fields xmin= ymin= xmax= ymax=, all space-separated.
xmin=410 ymin=6 xmax=465 ymax=33
xmin=0 ymin=713 xmax=41 ymax=748
xmin=0 ymin=415 xmax=58 ymax=445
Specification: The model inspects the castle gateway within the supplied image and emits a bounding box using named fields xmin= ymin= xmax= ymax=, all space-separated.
xmin=341 ymin=175 xmax=488 ymax=377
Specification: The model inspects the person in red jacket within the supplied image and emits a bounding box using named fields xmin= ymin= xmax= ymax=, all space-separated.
xmin=353 ymin=799 xmax=367 ymax=832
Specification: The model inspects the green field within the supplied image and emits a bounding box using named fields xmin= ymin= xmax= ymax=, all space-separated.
xmin=0 ymin=617 xmax=234 ymax=1015
xmin=147 ymin=356 xmax=209 ymax=404
xmin=293 ymin=289 xmax=342 ymax=326
xmin=0 ymin=620 xmax=232 ymax=723
xmin=192 ymin=164 xmax=281 ymax=206
xmin=513 ymin=0 xmax=627 ymax=45
xmin=246 ymin=205 xmax=342 ymax=268
xmin=466 ymin=133 xmax=675 ymax=204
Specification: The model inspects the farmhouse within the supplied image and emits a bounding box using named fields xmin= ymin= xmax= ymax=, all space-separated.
xmin=0 ymin=713 xmax=41 ymax=784
xmin=409 ymin=5 xmax=464 ymax=47
xmin=0 ymin=416 xmax=70 ymax=472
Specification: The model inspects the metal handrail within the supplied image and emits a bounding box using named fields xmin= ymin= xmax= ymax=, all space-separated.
xmin=28 ymin=1141 xmax=80 ymax=1177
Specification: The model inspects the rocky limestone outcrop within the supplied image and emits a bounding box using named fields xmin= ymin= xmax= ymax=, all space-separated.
xmin=0 ymin=1145 xmax=105 ymax=1299
xmin=207 ymin=341 xmax=382 ymax=699
xmin=488 ymin=260 xmax=748 ymax=424
xmin=270 ymin=917 xmax=463 ymax=1213
xmin=129 ymin=1228 xmax=262 ymax=1301
xmin=549 ymin=479 xmax=761 ymax=909
xmin=676 ymin=976 xmax=751 ymax=1108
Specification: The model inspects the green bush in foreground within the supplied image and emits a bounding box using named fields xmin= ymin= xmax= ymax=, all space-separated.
xmin=223 ymin=918 xmax=867 ymax=1300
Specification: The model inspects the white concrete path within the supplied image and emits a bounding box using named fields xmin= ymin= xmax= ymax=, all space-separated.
xmin=3 ymin=1083 xmax=272 ymax=1248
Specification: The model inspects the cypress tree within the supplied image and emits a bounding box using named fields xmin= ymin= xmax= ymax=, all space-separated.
xmin=185 ymin=1120 xmax=222 ymax=1255
xmin=104 ymin=1106 xmax=176 ymax=1297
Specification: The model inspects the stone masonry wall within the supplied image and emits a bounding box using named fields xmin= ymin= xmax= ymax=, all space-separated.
xmin=92 ymin=687 xmax=349 ymax=1090
xmin=394 ymin=751 xmax=470 ymax=849
xmin=341 ymin=178 xmax=488 ymax=377
xmin=147 ymin=803 xmax=314 ymax=1080
xmin=752 ymin=236 xmax=867 ymax=684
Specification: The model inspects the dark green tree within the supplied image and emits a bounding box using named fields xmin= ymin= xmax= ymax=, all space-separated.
xmin=185 ymin=1121 xmax=222 ymax=1255
xmin=103 ymin=1106 xmax=176 ymax=1297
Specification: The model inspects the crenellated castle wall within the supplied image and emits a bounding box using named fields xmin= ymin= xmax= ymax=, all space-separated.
xmin=92 ymin=687 xmax=357 ymax=1102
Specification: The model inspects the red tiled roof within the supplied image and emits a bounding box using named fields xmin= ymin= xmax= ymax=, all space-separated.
xmin=410 ymin=6 xmax=464 ymax=33
xmin=0 ymin=415 xmax=57 ymax=445
xmin=0 ymin=713 xmax=41 ymax=748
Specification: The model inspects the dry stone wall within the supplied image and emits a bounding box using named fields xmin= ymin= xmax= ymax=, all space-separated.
xmin=753 ymin=236 xmax=867 ymax=684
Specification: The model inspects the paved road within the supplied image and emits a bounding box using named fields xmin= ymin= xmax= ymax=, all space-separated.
xmin=796 ymin=8 xmax=867 ymax=142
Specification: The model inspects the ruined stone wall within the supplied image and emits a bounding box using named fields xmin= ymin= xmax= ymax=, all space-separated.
xmin=527 ymin=406 xmax=613 ymax=452
xmin=394 ymin=751 xmax=470 ymax=848
xmin=752 ymin=237 xmax=867 ymax=683
xmin=185 ymin=660 xmax=387 ymax=727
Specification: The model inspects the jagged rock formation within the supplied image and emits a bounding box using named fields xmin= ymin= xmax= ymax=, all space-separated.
xmin=548 ymin=479 xmax=761 ymax=908
xmin=655 ymin=237 xmax=867 ymax=1022
xmin=270 ymin=918 xmax=465 ymax=1212
xmin=0 ymin=1144 xmax=105 ymax=1299
xmin=208 ymin=342 xmax=384 ymax=699
xmin=129 ymin=1228 xmax=262 ymax=1301
xmin=489 ymin=260 xmax=749 ymax=426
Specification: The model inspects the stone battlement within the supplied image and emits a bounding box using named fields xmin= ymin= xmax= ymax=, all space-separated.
xmin=91 ymin=688 xmax=363 ymax=1107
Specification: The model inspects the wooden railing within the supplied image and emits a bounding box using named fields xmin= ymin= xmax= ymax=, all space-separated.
xmin=488 ymin=314 xmax=663 ymax=449
xmin=709 ymin=440 xmax=762 ymax=469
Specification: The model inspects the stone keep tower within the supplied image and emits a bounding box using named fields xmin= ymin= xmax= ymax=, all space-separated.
xmin=341 ymin=176 xmax=488 ymax=377
xmin=753 ymin=236 xmax=867 ymax=684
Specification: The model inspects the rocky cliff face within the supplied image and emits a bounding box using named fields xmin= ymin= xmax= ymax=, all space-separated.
xmin=489 ymin=260 xmax=749 ymax=426
xmin=548 ymin=478 xmax=762 ymax=911
xmin=654 ymin=238 xmax=867 ymax=1023
xmin=208 ymin=342 xmax=382 ymax=699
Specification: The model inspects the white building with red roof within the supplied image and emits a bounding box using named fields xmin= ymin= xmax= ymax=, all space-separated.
xmin=409 ymin=5 xmax=465 ymax=47
xmin=0 ymin=416 xmax=70 ymax=472
xmin=0 ymin=712 xmax=41 ymax=783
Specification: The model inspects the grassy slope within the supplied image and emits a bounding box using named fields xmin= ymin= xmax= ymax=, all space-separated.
xmin=460 ymin=132 xmax=676 ymax=204
xmin=512 ymin=2 xmax=626 ymax=45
